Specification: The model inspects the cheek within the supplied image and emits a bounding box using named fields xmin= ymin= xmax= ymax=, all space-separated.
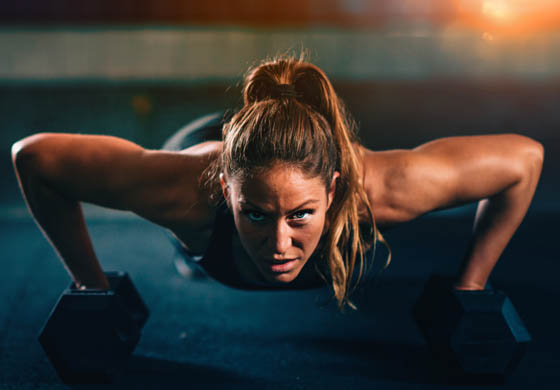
xmin=232 ymin=215 xmax=262 ymax=248
xmin=298 ymin=219 xmax=326 ymax=250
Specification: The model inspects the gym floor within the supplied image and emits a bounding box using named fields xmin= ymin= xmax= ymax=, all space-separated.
xmin=2 ymin=2 xmax=560 ymax=385
xmin=1 ymin=155 xmax=559 ymax=389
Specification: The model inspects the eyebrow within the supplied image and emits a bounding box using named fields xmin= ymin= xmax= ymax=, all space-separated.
xmin=240 ymin=199 xmax=320 ymax=215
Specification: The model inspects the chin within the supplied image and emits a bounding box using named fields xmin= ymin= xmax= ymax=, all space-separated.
xmin=272 ymin=272 xmax=298 ymax=284
xmin=262 ymin=269 xmax=300 ymax=285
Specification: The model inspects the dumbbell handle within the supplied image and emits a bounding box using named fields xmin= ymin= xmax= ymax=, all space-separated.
xmin=67 ymin=271 xmax=149 ymax=329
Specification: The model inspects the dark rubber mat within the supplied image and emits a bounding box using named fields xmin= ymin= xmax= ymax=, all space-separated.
xmin=1 ymin=209 xmax=558 ymax=389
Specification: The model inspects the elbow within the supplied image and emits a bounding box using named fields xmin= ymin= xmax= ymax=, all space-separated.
xmin=500 ymin=134 xmax=544 ymax=185
xmin=11 ymin=133 xmax=51 ymax=172
xmin=515 ymin=135 xmax=544 ymax=182
xmin=11 ymin=139 xmax=32 ymax=171
xmin=506 ymin=133 xmax=544 ymax=164
xmin=532 ymin=139 xmax=544 ymax=166
xmin=524 ymin=137 xmax=544 ymax=171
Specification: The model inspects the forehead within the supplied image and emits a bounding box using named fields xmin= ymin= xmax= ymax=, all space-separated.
xmin=231 ymin=165 xmax=326 ymax=206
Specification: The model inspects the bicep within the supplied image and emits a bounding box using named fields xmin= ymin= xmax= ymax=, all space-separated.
xmin=13 ymin=133 xmax=209 ymax=226
xmin=385 ymin=134 xmax=542 ymax=219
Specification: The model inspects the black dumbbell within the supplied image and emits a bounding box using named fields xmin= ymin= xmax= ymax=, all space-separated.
xmin=38 ymin=271 xmax=149 ymax=384
xmin=413 ymin=274 xmax=531 ymax=384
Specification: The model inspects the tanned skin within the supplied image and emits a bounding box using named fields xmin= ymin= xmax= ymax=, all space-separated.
xmin=12 ymin=133 xmax=543 ymax=290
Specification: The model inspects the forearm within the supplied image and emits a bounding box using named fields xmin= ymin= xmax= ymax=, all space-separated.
xmin=455 ymin=155 xmax=543 ymax=289
xmin=13 ymin=152 xmax=110 ymax=290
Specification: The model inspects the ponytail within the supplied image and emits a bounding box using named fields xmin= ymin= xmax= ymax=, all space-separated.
xmin=207 ymin=53 xmax=391 ymax=310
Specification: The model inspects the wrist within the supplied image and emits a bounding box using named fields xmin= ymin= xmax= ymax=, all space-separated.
xmin=74 ymin=278 xmax=111 ymax=291
xmin=453 ymin=282 xmax=485 ymax=291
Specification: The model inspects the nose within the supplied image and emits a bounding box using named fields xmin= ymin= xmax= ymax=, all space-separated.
xmin=267 ymin=220 xmax=292 ymax=255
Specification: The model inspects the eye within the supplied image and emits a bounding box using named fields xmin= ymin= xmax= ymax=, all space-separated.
xmin=291 ymin=209 xmax=313 ymax=220
xmin=245 ymin=211 xmax=265 ymax=222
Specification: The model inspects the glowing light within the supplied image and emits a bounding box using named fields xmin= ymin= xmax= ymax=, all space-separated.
xmin=482 ymin=0 xmax=516 ymax=22
xmin=455 ymin=0 xmax=560 ymax=35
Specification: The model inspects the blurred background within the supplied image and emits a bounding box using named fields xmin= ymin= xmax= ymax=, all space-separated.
xmin=1 ymin=0 xmax=558 ymax=213
xmin=1 ymin=2 xmax=559 ymax=387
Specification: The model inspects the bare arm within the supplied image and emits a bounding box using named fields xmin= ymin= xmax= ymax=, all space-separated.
xmin=11 ymin=133 xmax=214 ymax=289
xmin=364 ymin=134 xmax=544 ymax=289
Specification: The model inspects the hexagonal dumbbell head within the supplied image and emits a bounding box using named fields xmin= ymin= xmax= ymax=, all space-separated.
xmin=38 ymin=271 xmax=149 ymax=384
xmin=413 ymin=274 xmax=531 ymax=383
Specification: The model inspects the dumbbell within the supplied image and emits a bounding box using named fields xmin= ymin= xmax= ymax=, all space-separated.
xmin=38 ymin=271 xmax=149 ymax=384
xmin=412 ymin=274 xmax=531 ymax=384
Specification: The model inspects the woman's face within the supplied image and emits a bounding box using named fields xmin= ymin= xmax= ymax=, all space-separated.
xmin=221 ymin=164 xmax=338 ymax=285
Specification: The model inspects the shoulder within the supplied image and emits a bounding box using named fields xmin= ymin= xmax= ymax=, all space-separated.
xmin=358 ymin=145 xmax=419 ymax=229
xmin=158 ymin=141 xmax=224 ymax=252
xmin=358 ymin=134 xmax=544 ymax=229
xmin=147 ymin=140 xmax=223 ymax=229
xmin=360 ymin=142 xmax=463 ymax=228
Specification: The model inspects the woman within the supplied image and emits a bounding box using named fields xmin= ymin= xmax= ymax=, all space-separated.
xmin=11 ymin=55 xmax=544 ymax=310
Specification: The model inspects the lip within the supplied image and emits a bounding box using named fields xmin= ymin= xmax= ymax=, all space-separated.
xmin=267 ymin=258 xmax=297 ymax=263
xmin=263 ymin=258 xmax=299 ymax=273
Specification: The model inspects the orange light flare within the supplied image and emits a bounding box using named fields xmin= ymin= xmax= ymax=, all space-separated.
xmin=454 ymin=0 xmax=560 ymax=36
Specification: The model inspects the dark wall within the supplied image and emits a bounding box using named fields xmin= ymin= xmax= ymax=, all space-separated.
xmin=2 ymin=80 xmax=557 ymax=209
xmin=2 ymin=80 xmax=558 ymax=151
xmin=0 ymin=0 xmax=450 ymax=26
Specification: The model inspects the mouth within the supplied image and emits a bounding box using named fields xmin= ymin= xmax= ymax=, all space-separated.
xmin=262 ymin=258 xmax=299 ymax=273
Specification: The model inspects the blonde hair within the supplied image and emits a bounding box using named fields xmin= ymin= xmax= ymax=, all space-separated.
xmin=206 ymin=53 xmax=391 ymax=310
